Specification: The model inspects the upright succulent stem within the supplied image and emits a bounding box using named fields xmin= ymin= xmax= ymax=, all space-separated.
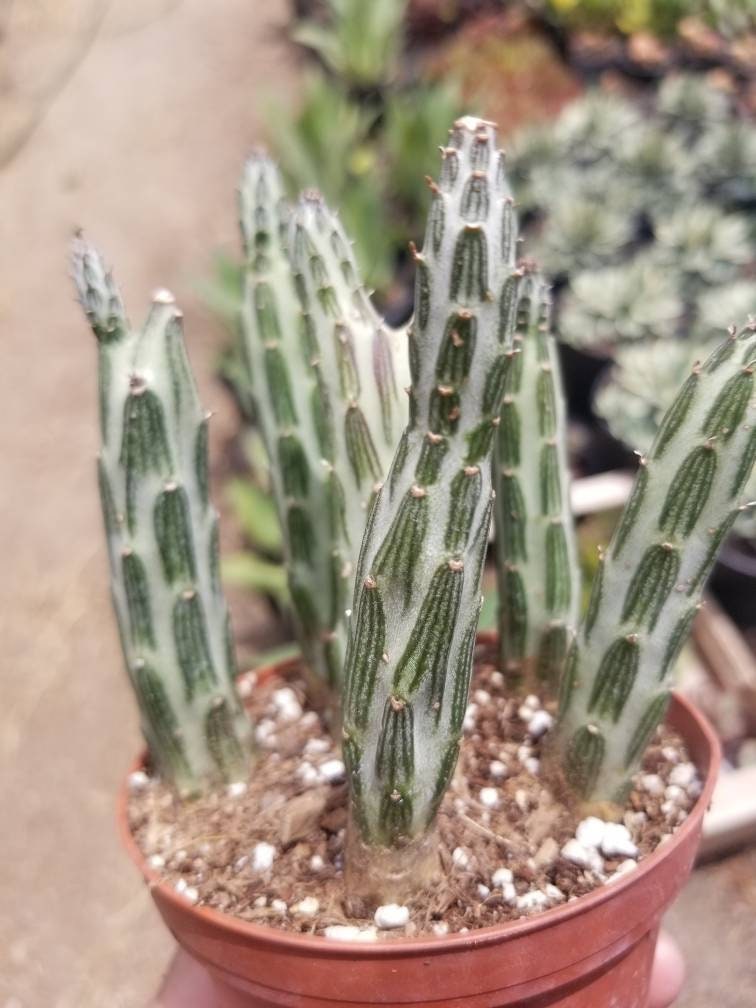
xmin=555 ymin=321 xmax=756 ymax=805
xmin=73 ymin=238 xmax=253 ymax=797
xmin=238 ymin=160 xmax=408 ymax=696
xmin=493 ymin=272 xmax=579 ymax=693
xmin=341 ymin=118 xmax=521 ymax=907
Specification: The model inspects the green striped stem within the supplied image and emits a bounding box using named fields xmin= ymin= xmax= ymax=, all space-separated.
xmin=556 ymin=320 xmax=756 ymax=803
xmin=239 ymin=156 xmax=346 ymax=692
xmin=342 ymin=118 xmax=521 ymax=902
xmin=238 ymin=159 xmax=409 ymax=694
xmin=288 ymin=191 xmax=410 ymax=585
xmin=493 ymin=272 xmax=579 ymax=692
xmin=74 ymin=238 xmax=253 ymax=797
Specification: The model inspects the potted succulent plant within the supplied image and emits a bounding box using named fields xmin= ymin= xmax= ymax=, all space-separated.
xmin=73 ymin=116 xmax=754 ymax=1007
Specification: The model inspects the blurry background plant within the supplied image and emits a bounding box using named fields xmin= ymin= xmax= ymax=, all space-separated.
xmin=539 ymin=0 xmax=755 ymax=39
xmin=208 ymin=0 xmax=756 ymax=646
xmin=506 ymin=74 xmax=756 ymax=541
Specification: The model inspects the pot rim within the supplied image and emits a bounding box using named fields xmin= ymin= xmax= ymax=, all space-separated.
xmin=119 ymin=665 xmax=718 ymax=959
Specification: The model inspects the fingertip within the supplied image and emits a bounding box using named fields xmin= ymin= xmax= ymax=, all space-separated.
xmin=649 ymin=930 xmax=686 ymax=1008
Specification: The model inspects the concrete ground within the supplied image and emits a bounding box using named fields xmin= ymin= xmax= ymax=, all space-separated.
xmin=0 ymin=3 xmax=294 ymax=1005
xmin=1 ymin=2 xmax=754 ymax=1006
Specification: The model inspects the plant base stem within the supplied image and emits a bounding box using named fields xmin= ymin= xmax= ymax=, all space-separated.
xmin=344 ymin=821 xmax=441 ymax=914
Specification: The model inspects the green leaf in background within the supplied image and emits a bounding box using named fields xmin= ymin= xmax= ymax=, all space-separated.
xmin=222 ymin=551 xmax=289 ymax=608
xmin=291 ymin=0 xmax=406 ymax=90
xmin=226 ymin=478 xmax=283 ymax=556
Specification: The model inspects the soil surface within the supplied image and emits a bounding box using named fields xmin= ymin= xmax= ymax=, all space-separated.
xmin=129 ymin=650 xmax=697 ymax=939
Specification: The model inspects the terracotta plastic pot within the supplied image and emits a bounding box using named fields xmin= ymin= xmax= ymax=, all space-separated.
xmin=119 ymin=655 xmax=719 ymax=1008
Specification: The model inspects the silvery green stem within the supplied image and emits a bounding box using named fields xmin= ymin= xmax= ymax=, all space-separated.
xmin=73 ymin=238 xmax=253 ymax=797
xmin=239 ymin=156 xmax=347 ymax=692
xmin=493 ymin=272 xmax=579 ymax=692
xmin=342 ymin=118 xmax=520 ymax=892
xmin=556 ymin=320 xmax=756 ymax=804
xmin=288 ymin=191 xmax=410 ymax=575
xmin=238 ymin=159 xmax=409 ymax=693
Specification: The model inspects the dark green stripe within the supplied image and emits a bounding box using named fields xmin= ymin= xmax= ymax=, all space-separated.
xmin=393 ymin=563 xmax=463 ymax=708
xmin=415 ymin=435 xmax=448 ymax=486
xmin=482 ymin=353 xmax=510 ymax=415
xmin=497 ymin=399 xmax=520 ymax=467
xmin=286 ymin=504 xmax=315 ymax=564
xmin=389 ymin=430 xmax=410 ymax=498
xmin=651 ymin=372 xmax=698 ymax=460
xmin=373 ymin=327 xmax=398 ymax=444
xmin=428 ymin=741 xmax=461 ymax=825
xmin=122 ymin=550 xmax=155 ymax=648
xmin=121 ymin=388 xmax=172 ymax=530
xmin=97 ymin=344 xmax=110 ymax=440
xmin=496 ymin=472 xmax=527 ymax=562
xmin=325 ymin=469 xmax=348 ymax=543
xmin=498 ymin=565 xmax=527 ymax=662
xmin=154 ymin=485 xmax=196 ymax=585
xmin=440 ymin=149 xmax=459 ymax=190
xmin=450 ymin=610 xmax=480 ymax=733
xmin=498 ymin=277 xmax=518 ymax=345
xmin=415 ymin=257 xmax=431 ymax=331
xmin=173 ymin=591 xmax=217 ymax=700
xmin=566 ymin=725 xmax=605 ymax=798
xmin=289 ymin=579 xmax=319 ymax=637
xmin=465 ymin=418 xmax=497 ymax=464
xmin=223 ymin=611 xmax=236 ymax=682
xmin=536 ymin=367 xmax=557 ymax=438
xmin=373 ymin=490 xmax=429 ymax=607
xmin=429 ymin=195 xmax=445 ymax=254
xmin=436 ymin=314 xmax=477 ymax=385
xmin=731 ymin=426 xmax=756 ymax=496
xmin=450 ymin=227 xmax=488 ymax=305
xmin=209 ymin=515 xmax=221 ymax=596
xmin=536 ymin=623 xmax=568 ymax=688
xmin=460 ymin=175 xmax=489 ymax=221
xmin=661 ymin=606 xmax=697 ymax=680
xmin=501 ymin=200 xmax=517 ymax=263
xmin=97 ymin=458 xmax=119 ymax=539
xmin=344 ymin=405 xmax=381 ymax=486
xmin=335 ymin=322 xmax=360 ymax=399
xmin=688 ymin=510 xmax=738 ymax=595
xmin=206 ymin=699 xmax=246 ymax=780
xmin=705 ymin=334 xmax=737 ymax=372
xmin=539 ymin=443 xmax=561 ymax=515
xmin=408 ymin=328 xmax=420 ymax=386
xmin=278 ymin=434 xmax=310 ymax=498
xmin=624 ymin=693 xmax=670 ymax=768
xmin=195 ymin=418 xmax=209 ymax=509
xmin=659 ymin=445 xmax=717 ymax=537
xmin=264 ymin=346 xmax=297 ymax=425
xmin=557 ymin=639 xmax=579 ymax=716
xmin=135 ymin=662 xmax=191 ymax=785
xmin=612 ymin=464 xmax=648 ymax=559
xmin=375 ymin=698 xmax=414 ymax=788
xmin=429 ymin=387 xmax=461 ymax=436
xmin=545 ymin=521 xmax=571 ymax=613
xmin=621 ymin=543 xmax=679 ymax=631
xmin=470 ymin=133 xmax=490 ymax=170
xmin=254 ymin=281 xmax=282 ymax=342
xmin=588 ymin=636 xmax=640 ymax=722
xmin=445 ymin=468 xmax=482 ymax=552
xmin=584 ymin=553 xmax=604 ymax=641
xmin=311 ymin=365 xmax=335 ymax=460
xmin=165 ymin=316 xmax=195 ymax=420
xmin=378 ymin=787 xmax=413 ymax=844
